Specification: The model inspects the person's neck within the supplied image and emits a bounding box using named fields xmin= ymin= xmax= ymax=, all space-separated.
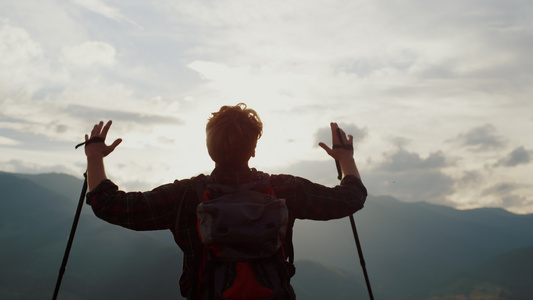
xmin=214 ymin=163 xmax=250 ymax=172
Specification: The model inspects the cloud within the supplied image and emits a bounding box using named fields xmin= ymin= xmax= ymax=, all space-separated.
xmin=62 ymin=41 xmax=116 ymax=66
xmin=494 ymin=146 xmax=532 ymax=167
xmin=376 ymin=148 xmax=451 ymax=173
xmin=314 ymin=123 xmax=368 ymax=148
xmin=72 ymin=0 xmax=138 ymax=25
xmin=0 ymin=136 xmax=21 ymax=146
xmin=0 ymin=159 xmax=72 ymax=175
xmin=0 ymin=20 xmax=43 ymax=66
xmin=264 ymin=146 xmax=457 ymax=205
xmin=456 ymin=170 xmax=483 ymax=189
xmin=452 ymin=124 xmax=506 ymax=152
xmin=357 ymin=147 xmax=456 ymax=204
xmin=481 ymin=183 xmax=529 ymax=209
xmin=65 ymin=104 xmax=185 ymax=125
xmin=389 ymin=136 xmax=412 ymax=148
xmin=163 ymin=0 xmax=533 ymax=81
xmin=2 ymin=0 xmax=533 ymax=214
xmin=0 ymin=20 xmax=52 ymax=93
xmin=0 ymin=97 xmax=185 ymax=146
xmin=187 ymin=61 xmax=310 ymax=105
xmin=364 ymin=168 xmax=455 ymax=204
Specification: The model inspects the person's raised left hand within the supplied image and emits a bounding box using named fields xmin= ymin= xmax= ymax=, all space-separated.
xmin=84 ymin=120 xmax=122 ymax=158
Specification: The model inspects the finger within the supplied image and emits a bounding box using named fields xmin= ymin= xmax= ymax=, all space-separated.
xmin=103 ymin=138 xmax=122 ymax=156
xmin=318 ymin=142 xmax=332 ymax=154
xmin=85 ymin=134 xmax=89 ymax=141
xmin=91 ymin=124 xmax=99 ymax=138
xmin=110 ymin=138 xmax=122 ymax=150
xmin=97 ymin=121 xmax=104 ymax=135
xmin=335 ymin=127 xmax=347 ymax=146
xmin=338 ymin=128 xmax=347 ymax=144
xmin=101 ymin=120 xmax=113 ymax=139
xmin=330 ymin=122 xmax=340 ymax=144
xmin=347 ymin=134 xmax=354 ymax=145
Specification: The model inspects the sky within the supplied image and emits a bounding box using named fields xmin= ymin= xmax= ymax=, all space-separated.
xmin=1 ymin=0 xmax=532 ymax=214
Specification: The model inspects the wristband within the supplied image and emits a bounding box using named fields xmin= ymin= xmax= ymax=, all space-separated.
xmin=332 ymin=144 xmax=353 ymax=150
xmin=75 ymin=137 xmax=105 ymax=149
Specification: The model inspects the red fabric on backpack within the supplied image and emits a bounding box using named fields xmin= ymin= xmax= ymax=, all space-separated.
xmin=222 ymin=262 xmax=274 ymax=300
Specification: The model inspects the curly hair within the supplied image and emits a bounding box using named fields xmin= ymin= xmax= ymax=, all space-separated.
xmin=206 ymin=103 xmax=263 ymax=168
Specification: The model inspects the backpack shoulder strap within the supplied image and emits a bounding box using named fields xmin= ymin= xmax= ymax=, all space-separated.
xmin=195 ymin=175 xmax=210 ymax=203
xmin=173 ymin=174 xmax=208 ymax=233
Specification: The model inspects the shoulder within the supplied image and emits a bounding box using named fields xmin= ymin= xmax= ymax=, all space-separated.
xmin=269 ymin=173 xmax=312 ymax=186
xmin=154 ymin=173 xmax=209 ymax=197
xmin=268 ymin=173 xmax=316 ymax=197
xmin=171 ymin=173 xmax=209 ymax=185
xmin=250 ymin=169 xmax=297 ymax=186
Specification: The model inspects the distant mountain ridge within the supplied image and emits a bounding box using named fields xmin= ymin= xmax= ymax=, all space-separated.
xmin=292 ymin=193 xmax=533 ymax=299
xmin=0 ymin=171 xmax=182 ymax=299
xmin=1 ymin=171 xmax=532 ymax=300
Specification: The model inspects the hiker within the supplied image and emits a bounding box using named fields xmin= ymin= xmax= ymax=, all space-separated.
xmin=84 ymin=103 xmax=367 ymax=300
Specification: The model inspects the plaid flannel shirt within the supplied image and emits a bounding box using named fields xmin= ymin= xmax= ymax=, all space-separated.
xmin=86 ymin=167 xmax=367 ymax=298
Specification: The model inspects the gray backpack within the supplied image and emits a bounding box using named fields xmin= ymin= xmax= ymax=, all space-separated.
xmin=196 ymin=173 xmax=295 ymax=300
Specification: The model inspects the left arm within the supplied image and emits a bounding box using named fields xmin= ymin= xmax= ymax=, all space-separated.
xmin=271 ymin=174 xmax=367 ymax=221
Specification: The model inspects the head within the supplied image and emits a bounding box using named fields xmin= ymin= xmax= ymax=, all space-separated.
xmin=206 ymin=103 xmax=263 ymax=168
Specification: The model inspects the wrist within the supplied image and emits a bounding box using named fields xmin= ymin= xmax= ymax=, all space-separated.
xmin=86 ymin=154 xmax=104 ymax=162
xmin=86 ymin=155 xmax=107 ymax=191
xmin=339 ymin=157 xmax=360 ymax=179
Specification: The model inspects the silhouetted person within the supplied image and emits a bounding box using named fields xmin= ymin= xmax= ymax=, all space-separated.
xmin=83 ymin=103 xmax=367 ymax=299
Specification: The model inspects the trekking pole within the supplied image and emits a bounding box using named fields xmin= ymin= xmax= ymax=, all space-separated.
xmin=52 ymin=140 xmax=95 ymax=300
xmin=334 ymin=128 xmax=374 ymax=300
xmin=52 ymin=172 xmax=87 ymax=300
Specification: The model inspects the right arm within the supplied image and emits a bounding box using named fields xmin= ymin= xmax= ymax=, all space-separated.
xmin=86 ymin=179 xmax=192 ymax=231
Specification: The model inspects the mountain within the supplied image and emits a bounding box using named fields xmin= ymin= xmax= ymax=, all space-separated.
xmin=291 ymin=260 xmax=369 ymax=300
xmin=1 ymin=171 xmax=532 ymax=300
xmin=9 ymin=171 xmax=88 ymax=204
xmin=476 ymin=246 xmax=533 ymax=299
xmin=428 ymin=246 xmax=533 ymax=300
xmin=0 ymin=172 xmax=182 ymax=299
xmin=292 ymin=195 xmax=533 ymax=299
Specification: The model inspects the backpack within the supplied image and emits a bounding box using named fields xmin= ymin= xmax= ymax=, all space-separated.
xmin=195 ymin=173 xmax=295 ymax=300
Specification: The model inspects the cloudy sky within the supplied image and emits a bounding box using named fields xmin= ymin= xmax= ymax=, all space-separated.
xmin=1 ymin=0 xmax=532 ymax=214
